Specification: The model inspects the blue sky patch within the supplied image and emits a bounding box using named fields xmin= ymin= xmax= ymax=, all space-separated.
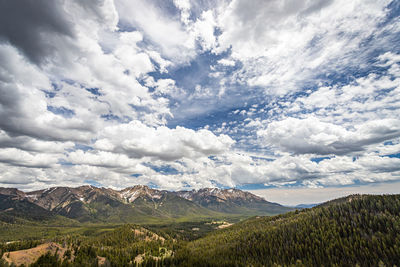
xmin=47 ymin=106 xmax=75 ymax=118
xmin=311 ymin=157 xmax=332 ymax=163
xmin=143 ymin=163 xmax=180 ymax=175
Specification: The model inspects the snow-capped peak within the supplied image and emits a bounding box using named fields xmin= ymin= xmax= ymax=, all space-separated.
xmin=119 ymin=185 xmax=163 ymax=203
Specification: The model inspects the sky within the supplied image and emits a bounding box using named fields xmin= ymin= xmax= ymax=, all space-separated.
xmin=0 ymin=0 xmax=399 ymax=205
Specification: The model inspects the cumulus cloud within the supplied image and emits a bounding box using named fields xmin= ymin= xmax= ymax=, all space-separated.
xmin=0 ymin=0 xmax=74 ymax=63
xmin=116 ymin=0 xmax=197 ymax=64
xmin=94 ymin=121 xmax=235 ymax=161
xmin=0 ymin=148 xmax=59 ymax=168
xmin=0 ymin=130 xmax=74 ymax=153
xmin=214 ymin=0 xmax=393 ymax=94
xmin=0 ymin=44 xmax=97 ymax=142
xmin=258 ymin=117 xmax=400 ymax=155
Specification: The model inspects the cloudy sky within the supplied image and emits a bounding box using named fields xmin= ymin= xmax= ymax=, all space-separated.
xmin=0 ymin=0 xmax=399 ymax=204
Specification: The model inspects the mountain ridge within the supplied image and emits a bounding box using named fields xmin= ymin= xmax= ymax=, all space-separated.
xmin=175 ymin=187 xmax=291 ymax=215
xmin=0 ymin=185 xmax=290 ymax=223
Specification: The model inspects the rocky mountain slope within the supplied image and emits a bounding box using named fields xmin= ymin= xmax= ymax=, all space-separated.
xmin=0 ymin=185 xmax=290 ymax=223
xmin=176 ymin=188 xmax=291 ymax=215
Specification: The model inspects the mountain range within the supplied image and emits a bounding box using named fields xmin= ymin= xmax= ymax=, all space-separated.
xmin=0 ymin=185 xmax=291 ymax=224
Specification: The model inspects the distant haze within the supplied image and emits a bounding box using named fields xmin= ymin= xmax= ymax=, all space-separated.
xmin=249 ymin=181 xmax=400 ymax=206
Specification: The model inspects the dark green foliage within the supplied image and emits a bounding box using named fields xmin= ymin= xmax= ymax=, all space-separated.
xmin=30 ymin=251 xmax=62 ymax=267
xmin=145 ymin=220 xmax=239 ymax=241
xmin=87 ymin=225 xmax=172 ymax=266
xmin=174 ymin=194 xmax=400 ymax=266
xmin=72 ymin=245 xmax=98 ymax=267
xmin=0 ymin=258 xmax=10 ymax=267
xmin=27 ymin=247 xmax=98 ymax=267
xmin=34 ymin=224 xmax=175 ymax=266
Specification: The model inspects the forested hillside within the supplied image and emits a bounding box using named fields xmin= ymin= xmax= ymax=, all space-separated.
xmin=0 ymin=224 xmax=175 ymax=266
xmin=174 ymin=194 xmax=400 ymax=266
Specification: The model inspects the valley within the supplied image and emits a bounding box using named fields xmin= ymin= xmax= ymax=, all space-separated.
xmin=0 ymin=187 xmax=399 ymax=266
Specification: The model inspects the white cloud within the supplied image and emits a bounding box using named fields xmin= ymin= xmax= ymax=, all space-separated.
xmin=214 ymin=0 xmax=393 ymax=94
xmin=173 ymin=0 xmax=191 ymax=25
xmin=258 ymin=117 xmax=400 ymax=155
xmin=191 ymin=10 xmax=217 ymax=51
xmin=114 ymin=31 xmax=154 ymax=77
xmin=94 ymin=120 xmax=235 ymax=161
xmin=0 ymin=44 xmax=96 ymax=142
xmin=67 ymin=150 xmax=142 ymax=169
xmin=0 ymin=148 xmax=59 ymax=168
xmin=116 ymin=0 xmax=196 ymax=64
xmin=67 ymin=0 xmax=119 ymax=32
xmin=217 ymin=58 xmax=236 ymax=67
xmin=0 ymin=130 xmax=74 ymax=153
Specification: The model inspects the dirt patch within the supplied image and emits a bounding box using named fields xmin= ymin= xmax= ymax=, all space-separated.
xmin=1 ymin=242 xmax=67 ymax=266
xmin=217 ymin=221 xmax=233 ymax=229
xmin=134 ymin=253 xmax=145 ymax=264
xmin=134 ymin=248 xmax=172 ymax=265
xmin=133 ymin=227 xmax=165 ymax=242
xmin=97 ymin=255 xmax=108 ymax=266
